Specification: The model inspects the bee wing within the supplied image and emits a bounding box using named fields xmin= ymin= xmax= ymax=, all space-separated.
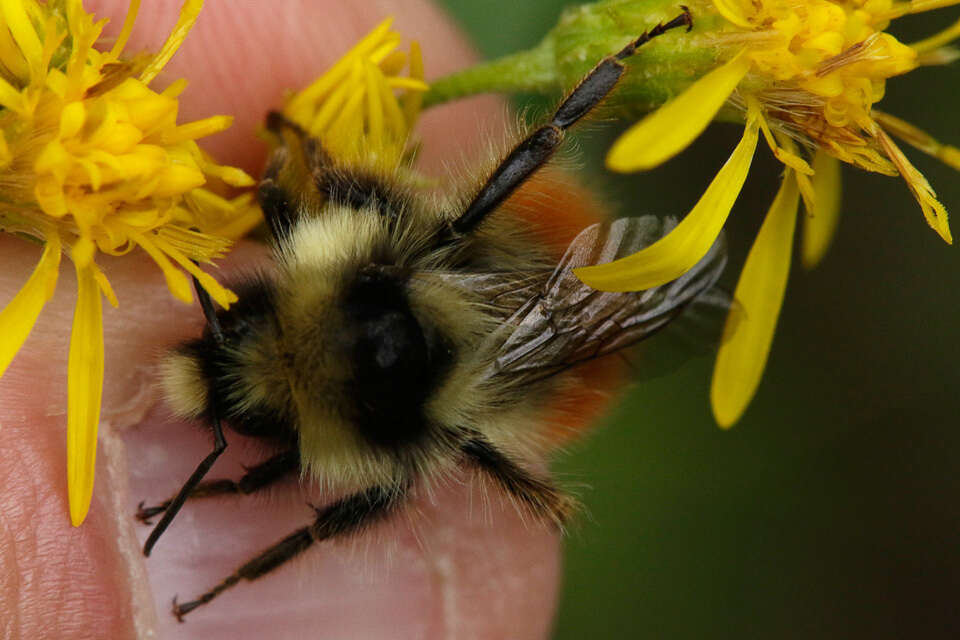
xmin=489 ymin=216 xmax=727 ymax=381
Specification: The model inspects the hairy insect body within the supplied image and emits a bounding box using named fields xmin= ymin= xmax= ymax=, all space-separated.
xmin=163 ymin=175 xmax=603 ymax=491
xmin=143 ymin=10 xmax=711 ymax=619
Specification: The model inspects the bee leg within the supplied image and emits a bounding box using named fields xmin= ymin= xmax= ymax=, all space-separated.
xmin=170 ymin=483 xmax=407 ymax=621
xmin=143 ymin=278 xmax=228 ymax=557
xmin=257 ymin=178 xmax=297 ymax=242
xmin=259 ymin=111 xmax=333 ymax=241
xmin=462 ymin=437 xmax=577 ymax=527
xmin=447 ymin=7 xmax=693 ymax=237
xmin=142 ymin=406 xmax=226 ymax=556
xmin=136 ymin=448 xmax=300 ymax=523
xmin=263 ymin=111 xmax=332 ymax=177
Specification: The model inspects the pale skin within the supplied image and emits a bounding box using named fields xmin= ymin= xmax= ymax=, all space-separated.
xmin=0 ymin=1 xmax=561 ymax=638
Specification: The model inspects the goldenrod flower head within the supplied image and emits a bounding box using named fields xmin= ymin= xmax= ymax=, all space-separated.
xmin=0 ymin=0 xmax=259 ymax=525
xmin=573 ymin=0 xmax=960 ymax=427
xmin=283 ymin=17 xmax=427 ymax=170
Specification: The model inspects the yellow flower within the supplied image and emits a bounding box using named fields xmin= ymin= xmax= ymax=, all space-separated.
xmin=0 ymin=0 xmax=259 ymax=525
xmin=282 ymin=17 xmax=427 ymax=169
xmin=574 ymin=0 xmax=960 ymax=427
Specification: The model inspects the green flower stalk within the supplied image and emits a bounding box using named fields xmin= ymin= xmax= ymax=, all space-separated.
xmin=426 ymin=0 xmax=724 ymax=115
xmin=425 ymin=0 xmax=960 ymax=427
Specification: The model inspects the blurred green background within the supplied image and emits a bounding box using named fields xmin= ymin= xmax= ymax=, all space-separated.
xmin=437 ymin=2 xmax=960 ymax=638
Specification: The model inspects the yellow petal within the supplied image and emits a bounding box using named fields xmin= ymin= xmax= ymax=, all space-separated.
xmin=186 ymin=190 xmax=262 ymax=239
xmin=142 ymin=230 xmax=237 ymax=308
xmin=71 ymin=232 xmax=96 ymax=265
xmin=0 ymin=234 xmax=61 ymax=377
xmin=304 ymin=67 xmax=356 ymax=136
xmin=576 ymin=113 xmax=760 ymax=291
xmin=131 ymin=232 xmax=194 ymax=303
xmin=387 ymin=76 xmax=429 ymax=91
xmin=285 ymin=17 xmax=394 ymax=119
xmin=109 ymin=0 xmax=141 ymax=58
xmin=711 ymin=171 xmax=800 ymax=428
xmin=152 ymin=164 xmax=206 ymax=197
xmin=379 ymin=70 xmax=408 ymax=141
xmin=194 ymin=154 xmax=255 ymax=187
xmin=92 ymin=264 xmax=119 ymax=308
xmin=62 ymin=9 xmax=102 ymax=102
xmin=59 ymin=101 xmax=86 ymax=139
xmin=0 ymin=13 xmax=28 ymax=81
xmin=751 ymin=107 xmax=815 ymax=176
xmin=606 ymin=52 xmax=751 ymax=172
xmin=873 ymin=123 xmax=952 ymax=243
xmin=158 ymin=115 xmax=234 ymax=145
xmin=67 ymin=262 xmax=105 ymax=526
xmin=0 ymin=73 xmax=26 ymax=113
xmin=712 ymin=0 xmax=755 ymax=28
xmin=880 ymin=0 xmax=960 ymax=20
xmin=364 ymin=62 xmax=385 ymax=151
xmin=187 ymin=267 xmax=237 ymax=309
xmin=801 ymin=150 xmax=842 ymax=269
xmin=368 ymin=37 xmax=403 ymax=66
xmin=795 ymin=171 xmax=815 ymax=219
xmin=34 ymin=176 xmax=69 ymax=217
xmin=1 ymin=0 xmax=42 ymax=73
xmin=139 ymin=0 xmax=203 ymax=85
xmin=164 ymin=246 xmax=238 ymax=309
xmin=161 ymin=77 xmax=189 ymax=99
xmin=873 ymin=110 xmax=960 ymax=171
xmin=154 ymin=220 xmax=232 ymax=258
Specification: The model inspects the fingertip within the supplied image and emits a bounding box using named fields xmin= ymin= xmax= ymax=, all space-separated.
xmin=0 ymin=238 xmax=267 ymax=640
xmin=6 ymin=2 xmax=554 ymax=636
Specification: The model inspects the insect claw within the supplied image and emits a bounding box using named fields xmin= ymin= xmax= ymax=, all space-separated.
xmin=171 ymin=596 xmax=185 ymax=623
xmin=172 ymin=595 xmax=204 ymax=622
xmin=680 ymin=5 xmax=694 ymax=31
xmin=135 ymin=500 xmax=167 ymax=524
xmin=135 ymin=501 xmax=153 ymax=525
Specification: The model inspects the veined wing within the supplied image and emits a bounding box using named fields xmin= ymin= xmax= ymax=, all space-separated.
xmin=489 ymin=216 xmax=727 ymax=382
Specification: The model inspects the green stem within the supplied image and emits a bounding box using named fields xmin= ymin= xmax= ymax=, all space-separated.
xmin=423 ymin=39 xmax=558 ymax=108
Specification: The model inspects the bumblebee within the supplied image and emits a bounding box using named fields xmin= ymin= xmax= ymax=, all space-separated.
xmin=138 ymin=9 xmax=718 ymax=619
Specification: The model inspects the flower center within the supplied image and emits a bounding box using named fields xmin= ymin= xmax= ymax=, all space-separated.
xmin=715 ymin=0 xmax=922 ymax=171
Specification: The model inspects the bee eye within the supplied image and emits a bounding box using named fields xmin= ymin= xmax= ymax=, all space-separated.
xmin=343 ymin=267 xmax=443 ymax=447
